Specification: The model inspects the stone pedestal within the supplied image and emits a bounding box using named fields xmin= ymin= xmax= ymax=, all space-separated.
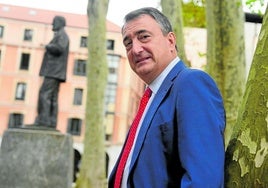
xmin=0 ymin=128 xmax=73 ymax=188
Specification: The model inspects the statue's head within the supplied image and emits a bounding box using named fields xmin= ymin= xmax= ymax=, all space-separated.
xmin=52 ymin=16 xmax=66 ymax=31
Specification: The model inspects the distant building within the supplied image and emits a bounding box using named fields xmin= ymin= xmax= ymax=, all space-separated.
xmin=0 ymin=4 xmax=145 ymax=150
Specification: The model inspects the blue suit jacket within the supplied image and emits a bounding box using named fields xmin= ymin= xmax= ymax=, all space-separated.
xmin=109 ymin=61 xmax=226 ymax=188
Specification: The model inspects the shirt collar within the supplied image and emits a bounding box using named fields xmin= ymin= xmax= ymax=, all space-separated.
xmin=148 ymin=56 xmax=180 ymax=95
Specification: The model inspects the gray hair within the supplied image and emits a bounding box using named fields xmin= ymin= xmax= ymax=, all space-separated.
xmin=122 ymin=7 xmax=173 ymax=35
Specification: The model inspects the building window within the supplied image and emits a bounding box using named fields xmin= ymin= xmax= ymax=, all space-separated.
xmin=73 ymin=88 xmax=83 ymax=105
xmin=15 ymin=82 xmax=26 ymax=100
xmin=0 ymin=25 xmax=4 ymax=38
xmin=104 ymin=54 xmax=120 ymax=141
xmin=74 ymin=59 xmax=86 ymax=76
xmin=20 ymin=53 xmax=30 ymax=70
xmin=105 ymin=55 xmax=120 ymax=106
xmin=67 ymin=118 xmax=82 ymax=135
xmin=80 ymin=36 xmax=87 ymax=48
xmin=8 ymin=113 xmax=24 ymax=128
xmin=23 ymin=29 xmax=33 ymax=41
xmin=106 ymin=39 xmax=115 ymax=50
xmin=107 ymin=54 xmax=120 ymax=83
xmin=105 ymin=83 xmax=117 ymax=105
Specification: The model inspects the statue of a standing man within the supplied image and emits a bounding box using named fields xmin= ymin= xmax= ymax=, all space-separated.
xmin=35 ymin=16 xmax=69 ymax=128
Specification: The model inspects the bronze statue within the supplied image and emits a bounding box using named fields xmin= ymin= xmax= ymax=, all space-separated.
xmin=34 ymin=16 xmax=69 ymax=128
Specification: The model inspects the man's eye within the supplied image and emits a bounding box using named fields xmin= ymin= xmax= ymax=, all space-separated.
xmin=124 ymin=41 xmax=132 ymax=48
xmin=124 ymin=41 xmax=132 ymax=50
xmin=139 ymin=34 xmax=150 ymax=41
xmin=124 ymin=39 xmax=131 ymax=46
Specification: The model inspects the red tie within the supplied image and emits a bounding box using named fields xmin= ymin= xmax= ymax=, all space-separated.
xmin=114 ymin=87 xmax=152 ymax=188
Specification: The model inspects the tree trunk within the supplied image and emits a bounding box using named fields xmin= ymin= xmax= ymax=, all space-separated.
xmin=206 ymin=0 xmax=246 ymax=146
xmin=225 ymin=6 xmax=268 ymax=187
xmin=75 ymin=0 xmax=109 ymax=187
xmin=161 ymin=0 xmax=190 ymax=66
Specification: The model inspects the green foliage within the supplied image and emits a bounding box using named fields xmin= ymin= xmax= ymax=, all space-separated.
xmin=181 ymin=0 xmax=266 ymax=28
xmin=182 ymin=1 xmax=206 ymax=28
xmin=245 ymin=0 xmax=265 ymax=14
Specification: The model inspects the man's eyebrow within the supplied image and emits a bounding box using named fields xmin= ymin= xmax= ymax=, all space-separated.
xmin=137 ymin=29 xmax=147 ymax=34
xmin=123 ymin=29 xmax=149 ymax=43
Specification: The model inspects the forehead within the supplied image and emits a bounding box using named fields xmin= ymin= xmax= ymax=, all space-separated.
xmin=122 ymin=14 xmax=160 ymax=37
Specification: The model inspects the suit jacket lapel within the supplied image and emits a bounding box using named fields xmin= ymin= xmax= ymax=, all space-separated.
xmin=129 ymin=60 xmax=186 ymax=171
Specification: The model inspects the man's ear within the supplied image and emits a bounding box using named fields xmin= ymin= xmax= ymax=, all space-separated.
xmin=167 ymin=32 xmax=177 ymax=53
xmin=167 ymin=32 xmax=176 ymax=47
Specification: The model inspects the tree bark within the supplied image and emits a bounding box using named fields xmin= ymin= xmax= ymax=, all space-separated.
xmin=225 ymin=6 xmax=268 ymax=187
xmin=161 ymin=0 xmax=190 ymax=66
xmin=75 ymin=0 xmax=109 ymax=187
xmin=206 ymin=0 xmax=246 ymax=146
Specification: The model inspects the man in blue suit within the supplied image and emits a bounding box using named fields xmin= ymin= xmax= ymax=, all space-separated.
xmin=109 ymin=7 xmax=225 ymax=188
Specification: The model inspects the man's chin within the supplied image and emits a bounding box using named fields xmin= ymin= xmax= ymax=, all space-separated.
xmin=136 ymin=68 xmax=151 ymax=77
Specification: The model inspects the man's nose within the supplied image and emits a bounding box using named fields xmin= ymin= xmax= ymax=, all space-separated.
xmin=131 ymin=40 xmax=143 ymax=54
